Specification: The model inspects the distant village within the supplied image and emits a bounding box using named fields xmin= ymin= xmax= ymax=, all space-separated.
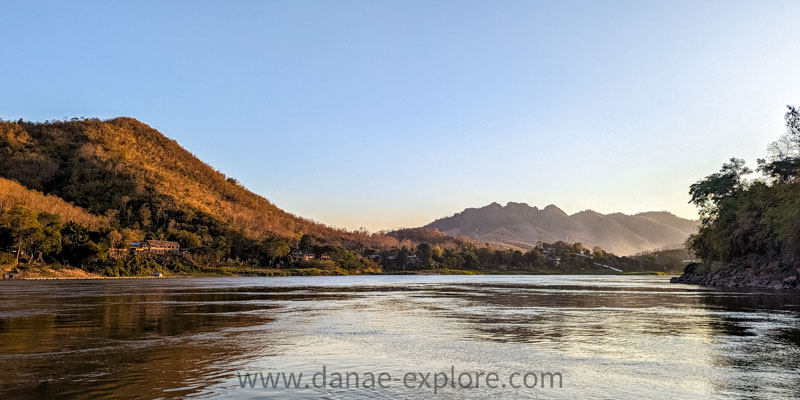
xmin=109 ymin=240 xmax=340 ymax=263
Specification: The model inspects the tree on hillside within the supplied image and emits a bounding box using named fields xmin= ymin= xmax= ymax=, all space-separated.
xmin=1 ymin=205 xmax=40 ymax=264
xmin=259 ymin=237 xmax=290 ymax=266
xmin=417 ymin=243 xmax=433 ymax=267
xmin=298 ymin=234 xmax=313 ymax=250
xmin=30 ymin=212 xmax=62 ymax=262
xmin=430 ymin=244 xmax=443 ymax=260
xmin=108 ymin=230 xmax=123 ymax=249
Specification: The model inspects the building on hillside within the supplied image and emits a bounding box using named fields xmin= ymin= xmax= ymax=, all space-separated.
xmin=291 ymin=249 xmax=315 ymax=261
xmin=319 ymin=253 xmax=331 ymax=260
xmin=131 ymin=240 xmax=182 ymax=255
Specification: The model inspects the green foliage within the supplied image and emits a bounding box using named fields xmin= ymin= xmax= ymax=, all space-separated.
xmin=689 ymin=158 xmax=751 ymax=221
xmin=32 ymin=212 xmax=62 ymax=259
xmin=170 ymin=229 xmax=202 ymax=249
xmin=416 ymin=243 xmax=434 ymax=266
xmin=689 ymin=105 xmax=800 ymax=264
xmin=758 ymin=157 xmax=800 ymax=183
xmin=0 ymin=205 xmax=64 ymax=264
xmin=0 ymin=205 xmax=39 ymax=264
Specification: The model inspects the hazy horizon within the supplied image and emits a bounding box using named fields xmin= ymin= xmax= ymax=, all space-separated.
xmin=2 ymin=0 xmax=799 ymax=231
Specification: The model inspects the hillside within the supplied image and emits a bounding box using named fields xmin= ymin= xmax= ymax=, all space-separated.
xmin=425 ymin=202 xmax=698 ymax=255
xmin=0 ymin=117 xmax=414 ymax=275
xmin=0 ymin=177 xmax=107 ymax=229
xmin=0 ymin=118 xmax=397 ymax=248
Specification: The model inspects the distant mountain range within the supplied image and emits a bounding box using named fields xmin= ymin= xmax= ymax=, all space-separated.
xmin=424 ymin=202 xmax=698 ymax=255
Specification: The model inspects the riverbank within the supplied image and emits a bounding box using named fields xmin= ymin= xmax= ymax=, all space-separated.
xmin=2 ymin=264 xmax=676 ymax=280
xmin=670 ymin=261 xmax=800 ymax=290
xmin=1 ymin=265 xmax=357 ymax=280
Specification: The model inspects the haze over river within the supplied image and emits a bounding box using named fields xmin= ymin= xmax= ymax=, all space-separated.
xmin=1 ymin=275 xmax=799 ymax=399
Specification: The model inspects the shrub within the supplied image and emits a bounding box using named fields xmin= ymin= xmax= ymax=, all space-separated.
xmin=0 ymin=252 xmax=16 ymax=267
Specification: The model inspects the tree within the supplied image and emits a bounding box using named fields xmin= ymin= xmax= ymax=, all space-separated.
xmin=430 ymin=244 xmax=443 ymax=260
xmin=60 ymin=222 xmax=96 ymax=266
xmin=1 ymin=205 xmax=41 ymax=264
xmin=171 ymin=230 xmax=202 ymax=250
xmin=689 ymin=158 xmax=751 ymax=220
xmin=298 ymin=234 xmax=313 ymax=250
xmin=120 ymin=228 xmax=142 ymax=245
xmin=30 ymin=212 xmax=62 ymax=262
xmin=758 ymin=106 xmax=800 ymax=182
xmin=108 ymin=230 xmax=123 ymax=249
xmin=688 ymin=105 xmax=800 ymax=264
xmin=259 ymin=237 xmax=290 ymax=266
xmin=757 ymin=157 xmax=800 ymax=182
xmin=417 ymin=243 xmax=433 ymax=266
xmin=785 ymin=105 xmax=800 ymax=139
xmin=138 ymin=206 xmax=152 ymax=228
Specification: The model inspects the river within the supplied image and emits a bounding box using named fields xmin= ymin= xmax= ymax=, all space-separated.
xmin=1 ymin=275 xmax=798 ymax=399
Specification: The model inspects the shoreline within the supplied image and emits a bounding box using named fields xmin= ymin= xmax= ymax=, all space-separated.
xmin=670 ymin=262 xmax=800 ymax=290
xmin=3 ymin=271 xmax=676 ymax=280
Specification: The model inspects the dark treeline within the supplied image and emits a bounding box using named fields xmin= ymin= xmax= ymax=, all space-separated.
xmin=378 ymin=240 xmax=686 ymax=274
xmin=0 ymin=202 xmax=382 ymax=276
xmin=686 ymin=105 xmax=800 ymax=275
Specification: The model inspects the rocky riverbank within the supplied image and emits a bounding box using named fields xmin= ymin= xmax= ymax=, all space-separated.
xmin=670 ymin=261 xmax=800 ymax=290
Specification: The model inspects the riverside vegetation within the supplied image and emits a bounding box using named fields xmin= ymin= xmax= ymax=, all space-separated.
xmin=0 ymin=117 xmax=685 ymax=278
xmin=673 ymin=105 xmax=800 ymax=289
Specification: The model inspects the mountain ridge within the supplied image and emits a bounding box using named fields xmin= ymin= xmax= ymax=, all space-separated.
xmin=424 ymin=202 xmax=698 ymax=255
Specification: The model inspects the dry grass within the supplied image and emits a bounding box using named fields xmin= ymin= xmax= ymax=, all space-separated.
xmin=0 ymin=177 xmax=107 ymax=229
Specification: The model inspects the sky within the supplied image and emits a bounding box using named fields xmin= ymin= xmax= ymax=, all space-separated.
xmin=1 ymin=0 xmax=799 ymax=231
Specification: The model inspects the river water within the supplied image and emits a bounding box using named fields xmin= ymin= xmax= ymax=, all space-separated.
xmin=1 ymin=275 xmax=798 ymax=399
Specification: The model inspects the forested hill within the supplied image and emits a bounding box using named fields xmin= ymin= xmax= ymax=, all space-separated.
xmin=0 ymin=118 xmax=399 ymax=255
xmin=5 ymin=118 xmax=385 ymax=242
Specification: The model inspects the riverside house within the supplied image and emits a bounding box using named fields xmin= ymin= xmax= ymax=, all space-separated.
xmin=291 ymin=249 xmax=315 ymax=261
xmin=291 ymin=250 xmax=332 ymax=261
xmin=133 ymin=240 xmax=182 ymax=255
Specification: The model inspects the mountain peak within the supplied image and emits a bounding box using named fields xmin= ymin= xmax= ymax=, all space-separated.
xmin=572 ymin=209 xmax=602 ymax=217
xmin=424 ymin=202 xmax=698 ymax=255
xmin=542 ymin=204 xmax=566 ymax=215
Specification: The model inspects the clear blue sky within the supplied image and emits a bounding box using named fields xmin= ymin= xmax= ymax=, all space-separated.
xmin=2 ymin=1 xmax=799 ymax=231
